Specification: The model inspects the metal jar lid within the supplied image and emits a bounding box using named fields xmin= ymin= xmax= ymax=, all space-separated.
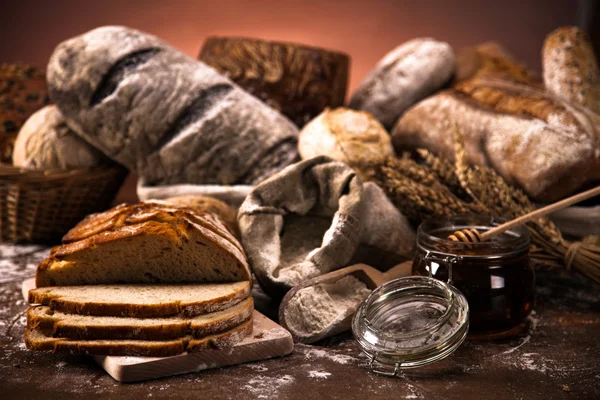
xmin=352 ymin=276 xmax=469 ymax=376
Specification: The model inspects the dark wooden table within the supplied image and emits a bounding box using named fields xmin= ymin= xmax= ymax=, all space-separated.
xmin=1 ymin=244 xmax=599 ymax=399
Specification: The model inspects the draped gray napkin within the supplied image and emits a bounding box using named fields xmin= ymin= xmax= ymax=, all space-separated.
xmin=238 ymin=156 xmax=415 ymax=297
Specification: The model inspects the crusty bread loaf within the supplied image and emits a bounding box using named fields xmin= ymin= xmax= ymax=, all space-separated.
xmin=298 ymin=108 xmax=395 ymax=177
xmin=0 ymin=63 xmax=51 ymax=163
xmin=13 ymin=105 xmax=110 ymax=169
xmin=349 ymin=38 xmax=455 ymax=130
xmin=454 ymin=42 xmax=541 ymax=85
xmin=199 ymin=36 xmax=350 ymax=127
xmin=392 ymin=78 xmax=600 ymax=202
xmin=47 ymin=26 xmax=298 ymax=187
xmin=24 ymin=317 xmax=253 ymax=357
xmin=28 ymin=281 xmax=251 ymax=317
xmin=35 ymin=202 xmax=251 ymax=286
xmin=163 ymin=195 xmax=240 ymax=239
xmin=543 ymin=26 xmax=600 ymax=114
xmin=27 ymin=297 xmax=253 ymax=340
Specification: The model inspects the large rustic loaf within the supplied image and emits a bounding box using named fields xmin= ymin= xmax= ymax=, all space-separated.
xmin=27 ymin=297 xmax=253 ymax=340
xmin=163 ymin=195 xmax=240 ymax=239
xmin=199 ymin=36 xmax=350 ymax=127
xmin=392 ymin=77 xmax=600 ymax=202
xmin=454 ymin=42 xmax=540 ymax=85
xmin=47 ymin=26 xmax=299 ymax=186
xmin=543 ymin=26 xmax=600 ymax=115
xmin=35 ymin=202 xmax=251 ymax=287
xmin=349 ymin=38 xmax=455 ymax=130
xmin=298 ymin=108 xmax=395 ymax=178
xmin=24 ymin=317 xmax=253 ymax=357
xmin=0 ymin=63 xmax=51 ymax=163
xmin=28 ymin=281 xmax=251 ymax=317
xmin=13 ymin=105 xmax=111 ymax=169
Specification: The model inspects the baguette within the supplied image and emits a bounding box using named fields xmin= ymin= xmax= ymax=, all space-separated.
xmin=28 ymin=282 xmax=251 ymax=317
xmin=24 ymin=317 xmax=253 ymax=357
xmin=27 ymin=297 xmax=253 ymax=340
xmin=543 ymin=26 xmax=600 ymax=114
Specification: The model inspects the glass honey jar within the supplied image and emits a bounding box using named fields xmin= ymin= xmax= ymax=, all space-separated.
xmin=412 ymin=215 xmax=534 ymax=336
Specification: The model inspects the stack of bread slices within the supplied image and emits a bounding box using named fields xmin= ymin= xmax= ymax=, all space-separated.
xmin=24 ymin=202 xmax=254 ymax=357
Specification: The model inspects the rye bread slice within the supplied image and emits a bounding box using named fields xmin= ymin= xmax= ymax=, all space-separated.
xmin=24 ymin=317 xmax=253 ymax=357
xmin=28 ymin=282 xmax=250 ymax=318
xmin=36 ymin=202 xmax=251 ymax=287
xmin=27 ymin=297 xmax=253 ymax=340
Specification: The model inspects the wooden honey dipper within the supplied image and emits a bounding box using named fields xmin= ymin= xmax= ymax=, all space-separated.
xmin=448 ymin=185 xmax=600 ymax=242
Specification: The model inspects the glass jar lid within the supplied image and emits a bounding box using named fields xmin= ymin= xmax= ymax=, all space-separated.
xmin=352 ymin=276 xmax=469 ymax=376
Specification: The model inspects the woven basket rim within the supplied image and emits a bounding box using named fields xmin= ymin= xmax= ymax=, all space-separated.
xmin=0 ymin=163 xmax=127 ymax=182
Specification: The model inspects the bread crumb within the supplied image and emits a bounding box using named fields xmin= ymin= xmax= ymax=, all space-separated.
xmin=308 ymin=370 xmax=331 ymax=379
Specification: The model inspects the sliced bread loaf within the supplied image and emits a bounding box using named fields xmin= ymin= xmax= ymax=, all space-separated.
xmin=28 ymin=281 xmax=250 ymax=317
xmin=27 ymin=297 xmax=253 ymax=340
xmin=36 ymin=202 xmax=251 ymax=287
xmin=24 ymin=317 xmax=253 ymax=357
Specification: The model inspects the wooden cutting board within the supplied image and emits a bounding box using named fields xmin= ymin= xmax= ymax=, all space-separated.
xmin=22 ymin=278 xmax=294 ymax=383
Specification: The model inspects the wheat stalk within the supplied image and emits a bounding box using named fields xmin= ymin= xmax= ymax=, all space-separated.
xmin=365 ymin=128 xmax=600 ymax=283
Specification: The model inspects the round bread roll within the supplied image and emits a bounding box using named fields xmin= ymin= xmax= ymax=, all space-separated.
xmin=349 ymin=38 xmax=455 ymax=130
xmin=298 ymin=108 xmax=395 ymax=173
xmin=13 ymin=105 xmax=110 ymax=169
xmin=164 ymin=195 xmax=240 ymax=239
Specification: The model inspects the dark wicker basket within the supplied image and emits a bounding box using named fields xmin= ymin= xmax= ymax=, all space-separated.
xmin=0 ymin=164 xmax=127 ymax=243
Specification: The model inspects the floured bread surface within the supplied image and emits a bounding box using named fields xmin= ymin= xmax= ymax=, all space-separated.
xmin=36 ymin=202 xmax=251 ymax=286
xmin=27 ymin=297 xmax=253 ymax=340
xmin=349 ymin=38 xmax=455 ymax=129
xmin=283 ymin=275 xmax=371 ymax=343
xmin=543 ymin=26 xmax=600 ymax=114
xmin=28 ymin=282 xmax=250 ymax=317
xmin=24 ymin=317 xmax=253 ymax=357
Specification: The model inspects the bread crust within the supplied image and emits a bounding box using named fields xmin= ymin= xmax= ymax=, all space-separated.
xmin=28 ymin=282 xmax=251 ymax=318
xmin=392 ymin=78 xmax=600 ymax=202
xmin=36 ymin=202 xmax=251 ymax=287
xmin=543 ymin=26 xmax=600 ymax=114
xmin=25 ymin=317 xmax=253 ymax=357
xmin=27 ymin=297 xmax=253 ymax=340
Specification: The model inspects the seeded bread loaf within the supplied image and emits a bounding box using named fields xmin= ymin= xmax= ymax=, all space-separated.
xmin=392 ymin=78 xmax=600 ymax=202
xmin=0 ymin=63 xmax=51 ymax=163
xmin=199 ymin=36 xmax=350 ymax=127
xmin=543 ymin=26 xmax=600 ymax=114
xmin=24 ymin=317 xmax=253 ymax=357
xmin=35 ymin=202 xmax=251 ymax=287
xmin=28 ymin=281 xmax=250 ymax=317
xmin=349 ymin=38 xmax=455 ymax=130
xmin=27 ymin=297 xmax=253 ymax=340
xmin=47 ymin=26 xmax=299 ymax=187
xmin=13 ymin=105 xmax=111 ymax=169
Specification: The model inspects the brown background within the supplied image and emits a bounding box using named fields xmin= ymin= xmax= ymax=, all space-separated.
xmin=0 ymin=0 xmax=581 ymax=202
xmin=0 ymin=0 xmax=579 ymax=91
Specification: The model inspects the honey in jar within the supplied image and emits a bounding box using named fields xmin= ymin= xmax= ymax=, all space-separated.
xmin=412 ymin=215 xmax=534 ymax=336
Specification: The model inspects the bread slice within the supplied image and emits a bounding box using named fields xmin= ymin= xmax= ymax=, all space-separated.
xmin=36 ymin=202 xmax=251 ymax=287
xmin=27 ymin=297 xmax=253 ymax=340
xmin=24 ymin=317 xmax=253 ymax=357
xmin=28 ymin=281 xmax=250 ymax=318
